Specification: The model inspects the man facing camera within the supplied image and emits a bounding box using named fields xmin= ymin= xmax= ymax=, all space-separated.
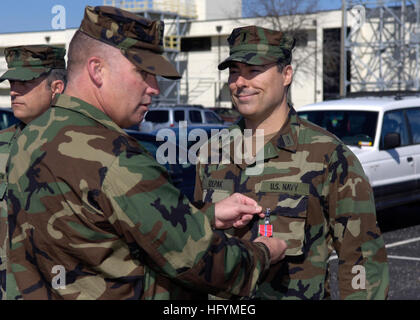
xmin=195 ymin=26 xmax=389 ymax=300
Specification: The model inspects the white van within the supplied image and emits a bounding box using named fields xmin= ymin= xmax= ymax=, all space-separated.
xmin=297 ymin=94 xmax=420 ymax=210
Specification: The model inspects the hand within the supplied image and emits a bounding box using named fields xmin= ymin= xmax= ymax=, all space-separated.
xmin=214 ymin=193 xmax=264 ymax=229
xmin=254 ymin=237 xmax=287 ymax=264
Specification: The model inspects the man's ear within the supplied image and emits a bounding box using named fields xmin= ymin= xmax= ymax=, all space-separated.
xmin=282 ymin=65 xmax=293 ymax=87
xmin=50 ymin=79 xmax=65 ymax=99
xmin=87 ymin=56 xmax=104 ymax=87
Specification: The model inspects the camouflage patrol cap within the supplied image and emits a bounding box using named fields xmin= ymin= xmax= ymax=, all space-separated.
xmin=218 ymin=25 xmax=295 ymax=70
xmin=0 ymin=45 xmax=66 ymax=83
xmin=79 ymin=5 xmax=181 ymax=79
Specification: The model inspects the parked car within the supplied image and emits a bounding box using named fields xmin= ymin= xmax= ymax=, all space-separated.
xmin=0 ymin=108 xmax=19 ymax=130
xmin=297 ymin=94 xmax=420 ymax=210
xmin=138 ymin=105 xmax=224 ymax=133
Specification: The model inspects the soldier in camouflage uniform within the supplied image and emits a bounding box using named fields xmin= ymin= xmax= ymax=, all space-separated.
xmin=194 ymin=26 xmax=389 ymax=299
xmin=5 ymin=7 xmax=287 ymax=300
xmin=0 ymin=45 xmax=66 ymax=300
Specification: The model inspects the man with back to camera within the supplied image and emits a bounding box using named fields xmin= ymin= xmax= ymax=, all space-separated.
xmin=0 ymin=45 xmax=66 ymax=300
xmin=194 ymin=25 xmax=389 ymax=300
xmin=5 ymin=7 xmax=287 ymax=299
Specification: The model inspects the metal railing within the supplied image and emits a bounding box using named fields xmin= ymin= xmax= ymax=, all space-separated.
xmin=341 ymin=0 xmax=420 ymax=95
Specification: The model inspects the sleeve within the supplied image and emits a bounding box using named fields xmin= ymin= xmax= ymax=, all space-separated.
xmin=327 ymin=144 xmax=389 ymax=300
xmin=0 ymin=125 xmax=22 ymax=300
xmin=100 ymin=152 xmax=270 ymax=298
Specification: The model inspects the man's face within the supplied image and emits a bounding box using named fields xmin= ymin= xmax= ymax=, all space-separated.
xmin=228 ymin=62 xmax=292 ymax=122
xmin=9 ymin=76 xmax=54 ymax=124
xmin=101 ymin=52 xmax=160 ymax=128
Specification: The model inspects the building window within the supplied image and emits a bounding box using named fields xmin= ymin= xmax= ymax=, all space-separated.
xmin=294 ymin=30 xmax=309 ymax=47
xmin=323 ymin=28 xmax=350 ymax=100
xmin=181 ymin=37 xmax=211 ymax=52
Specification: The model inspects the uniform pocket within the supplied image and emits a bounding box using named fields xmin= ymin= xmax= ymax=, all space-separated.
xmin=202 ymin=188 xmax=231 ymax=202
xmin=258 ymin=192 xmax=308 ymax=257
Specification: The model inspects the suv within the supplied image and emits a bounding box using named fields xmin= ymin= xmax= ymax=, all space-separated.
xmin=297 ymin=94 xmax=420 ymax=210
xmin=139 ymin=105 xmax=224 ymax=132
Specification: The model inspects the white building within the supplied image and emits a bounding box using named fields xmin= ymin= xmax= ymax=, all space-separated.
xmin=4 ymin=0 xmax=416 ymax=111
xmin=0 ymin=0 xmax=347 ymax=110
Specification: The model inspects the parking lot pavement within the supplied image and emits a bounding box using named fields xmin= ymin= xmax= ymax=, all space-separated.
xmin=329 ymin=202 xmax=420 ymax=300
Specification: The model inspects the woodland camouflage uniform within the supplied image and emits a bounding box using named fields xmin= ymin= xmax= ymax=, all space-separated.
xmin=4 ymin=7 xmax=271 ymax=300
xmin=194 ymin=26 xmax=389 ymax=300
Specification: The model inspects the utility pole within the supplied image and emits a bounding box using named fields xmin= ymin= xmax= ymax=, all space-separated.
xmin=216 ymin=25 xmax=222 ymax=107
xmin=340 ymin=0 xmax=347 ymax=97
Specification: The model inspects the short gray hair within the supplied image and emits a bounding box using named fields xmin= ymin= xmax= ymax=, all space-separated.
xmin=45 ymin=68 xmax=67 ymax=90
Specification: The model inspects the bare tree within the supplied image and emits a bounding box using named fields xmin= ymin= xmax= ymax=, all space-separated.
xmin=246 ymin=0 xmax=319 ymax=31
xmin=242 ymin=0 xmax=341 ymax=96
xmin=244 ymin=0 xmax=318 ymax=76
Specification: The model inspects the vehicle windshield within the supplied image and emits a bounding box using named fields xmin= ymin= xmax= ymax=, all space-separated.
xmin=205 ymin=111 xmax=223 ymax=124
xmin=298 ymin=110 xmax=379 ymax=146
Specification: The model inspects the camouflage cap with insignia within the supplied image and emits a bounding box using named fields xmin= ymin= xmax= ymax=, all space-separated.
xmin=0 ymin=45 xmax=66 ymax=83
xmin=79 ymin=5 xmax=181 ymax=79
xmin=218 ymin=25 xmax=295 ymax=70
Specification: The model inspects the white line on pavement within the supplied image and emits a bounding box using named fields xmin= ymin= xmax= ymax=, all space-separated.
xmin=328 ymin=254 xmax=420 ymax=262
xmin=387 ymin=255 xmax=420 ymax=262
xmin=385 ymin=236 xmax=420 ymax=249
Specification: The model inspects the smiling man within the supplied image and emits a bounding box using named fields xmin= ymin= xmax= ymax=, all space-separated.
xmin=0 ymin=45 xmax=66 ymax=300
xmin=195 ymin=25 xmax=389 ymax=300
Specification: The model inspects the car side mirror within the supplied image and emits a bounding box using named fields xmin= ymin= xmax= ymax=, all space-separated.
xmin=383 ymin=132 xmax=401 ymax=150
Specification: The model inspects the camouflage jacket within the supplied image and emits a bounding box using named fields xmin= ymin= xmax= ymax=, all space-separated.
xmin=195 ymin=107 xmax=389 ymax=300
xmin=0 ymin=123 xmax=23 ymax=300
xmin=5 ymin=94 xmax=271 ymax=300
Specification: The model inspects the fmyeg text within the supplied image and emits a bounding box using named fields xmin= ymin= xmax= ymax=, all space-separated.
xmin=154 ymin=121 xmax=265 ymax=175
xmin=162 ymin=304 xmax=256 ymax=317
